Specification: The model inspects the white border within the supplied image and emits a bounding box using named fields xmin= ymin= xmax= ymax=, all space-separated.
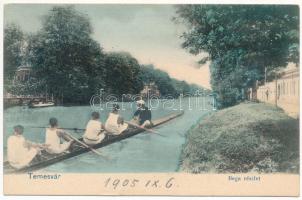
xmin=0 ymin=0 xmax=302 ymax=4
xmin=0 ymin=0 xmax=301 ymax=199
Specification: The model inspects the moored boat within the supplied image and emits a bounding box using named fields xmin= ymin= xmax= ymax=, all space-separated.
xmin=29 ymin=101 xmax=55 ymax=108
xmin=4 ymin=111 xmax=184 ymax=174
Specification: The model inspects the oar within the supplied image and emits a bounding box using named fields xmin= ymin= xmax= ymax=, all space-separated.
xmin=125 ymin=121 xmax=166 ymax=138
xmin=62 ymin=131 xmax=110 ymax=160
xmin=31 ymin=126 xmax=85 ymax=132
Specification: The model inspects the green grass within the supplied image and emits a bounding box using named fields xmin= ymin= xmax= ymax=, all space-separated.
xmin=179 ymin=102 xmax=299 ymax=173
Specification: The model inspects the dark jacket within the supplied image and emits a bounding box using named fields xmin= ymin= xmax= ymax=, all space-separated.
xmin=133 ymin=107 xmax=152 ymax=125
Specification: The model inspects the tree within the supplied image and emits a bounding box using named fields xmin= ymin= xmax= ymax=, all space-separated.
xmin=175 ymin=5 xmax=299 ymax=107
xmin=4 ymin=23 xmax=24 ymax=81
xmin=172 ymin=80 xmax=192 ymax=95
xmin=139 ymin=64 xmax=202 ymax=97
xmin=104 ymin=52 xmax=143 ymax=96
xmin=28 ymin=6 xmax=106 ymax=104
xmin=6 ymin=77 xmax=46 ymax=96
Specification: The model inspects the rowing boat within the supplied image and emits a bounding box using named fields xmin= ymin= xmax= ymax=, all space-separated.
xmin=4 ymin=111 xmax=184 ymax=174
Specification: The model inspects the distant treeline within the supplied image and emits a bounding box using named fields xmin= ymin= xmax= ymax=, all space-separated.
xmin=140 ymin=64 xmax=205 ymax=97
xmin=4 ymin=6 xmax=205 ymax=104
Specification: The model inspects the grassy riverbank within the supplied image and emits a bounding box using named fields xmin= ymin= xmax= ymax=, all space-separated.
xmin=179 ymin=102 xmax=299 ymax=173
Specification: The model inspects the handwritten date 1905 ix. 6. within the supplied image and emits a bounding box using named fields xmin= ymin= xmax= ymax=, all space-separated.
xmin=104 ymin=177 xmax=176 ymax=190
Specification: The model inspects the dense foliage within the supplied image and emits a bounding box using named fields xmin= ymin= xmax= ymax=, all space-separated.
xmin=104 ymin=52 xmax=143 ymax=95
xmin=26 ymin=6 xmax=106 ymax=104
xmin=4 ymin=6 xmax=202 ymax=104
xmin=139 ymin=65 xmax=178 ymax=97
xmin=4 ymin=24 xmax=25 ymax=81
xmin=139 ymin=65 xmax=205 ymax=97
xmin=175 ymin=5 xmax=299 ymax=108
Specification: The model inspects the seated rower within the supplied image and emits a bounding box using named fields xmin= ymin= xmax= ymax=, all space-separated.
xmin=45 ymin=118 xmax=73 ymax=154
xmin=7 ymin=125 xmax=44 ymax=169
xmin=83 ymin=112 xmax=106 ymax=145
xmin=132 ymin=99 xmax=153 ymax=128
xmin=105 ymin=104 xmax=128 ymax=135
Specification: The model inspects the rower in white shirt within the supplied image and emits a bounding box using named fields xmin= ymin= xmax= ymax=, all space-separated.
xmin=105 ymin=104 xmax=128 ymax=135
xmin=45 ymin=118 xmax=73 ymax=154
xmin=7 ymin=125 xmax=44 ymax=169
xmin=83 ymin=112 xmax=106 ymax=145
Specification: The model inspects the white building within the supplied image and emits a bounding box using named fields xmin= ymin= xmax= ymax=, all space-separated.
xmin=256 ymin=63 xmax=299 ymax=118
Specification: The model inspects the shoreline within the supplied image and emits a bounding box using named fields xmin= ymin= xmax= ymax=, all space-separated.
xmin=175 ymin=111 xmax=213 ymax=172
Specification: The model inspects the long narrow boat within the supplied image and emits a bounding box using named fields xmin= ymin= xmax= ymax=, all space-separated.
xmin=4 ymin=111 xmax=184 ymax=174
xmin=28 ymin=101 xmax=55 ymax=108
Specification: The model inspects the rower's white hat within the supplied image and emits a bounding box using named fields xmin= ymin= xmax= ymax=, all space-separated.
xmin=136 ymin=99 xmax=145 ymax=105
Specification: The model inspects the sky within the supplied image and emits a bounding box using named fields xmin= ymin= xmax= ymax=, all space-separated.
xmin=4 ymin=4 xmax=211 ymax=89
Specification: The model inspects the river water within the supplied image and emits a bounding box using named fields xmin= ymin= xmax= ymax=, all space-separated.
xmin=3 ymin=97 xmax=213 ymax=173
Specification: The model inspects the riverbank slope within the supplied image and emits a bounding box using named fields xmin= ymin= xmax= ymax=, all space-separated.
xmin=179 ymin=102 xmax=299 ymax=173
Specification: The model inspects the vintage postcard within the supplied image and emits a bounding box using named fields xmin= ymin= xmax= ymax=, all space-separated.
xmin=1 ymin=1 xmax=300 ymax=196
